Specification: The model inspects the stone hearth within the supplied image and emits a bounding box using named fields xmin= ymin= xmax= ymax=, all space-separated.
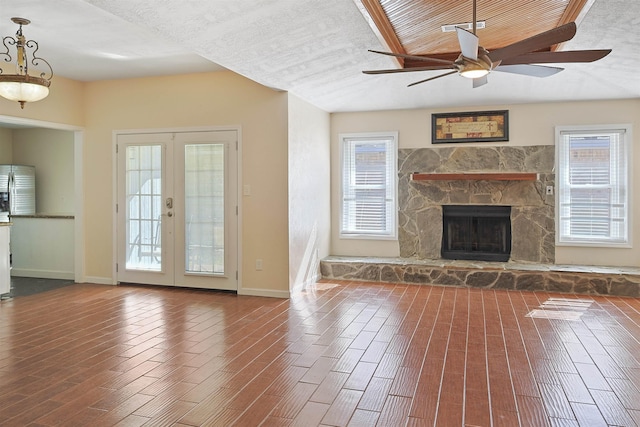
xmin=320 ymin=257 xmax=640 ymax=298
xmin=398 ymin=145 xmax=555 ymax=263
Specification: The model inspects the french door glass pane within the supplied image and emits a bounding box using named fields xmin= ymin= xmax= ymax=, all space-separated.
xmin=126 ymin=145 xmax=162 ymax=271
xmin=185 ymin=144 xmax=225 ymax=274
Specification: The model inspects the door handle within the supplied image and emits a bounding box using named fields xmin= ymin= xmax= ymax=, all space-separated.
xmin=166 ymin=197 xmax=173 ymax=209
xmin=167 ymin=211 xmax=173 ymax=217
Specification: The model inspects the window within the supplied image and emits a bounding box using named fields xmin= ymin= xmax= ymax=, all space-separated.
xmin=556 ymin=125 xmax=631 ymax=246
xmin=340 ymin=132 xmax=397 ymax=239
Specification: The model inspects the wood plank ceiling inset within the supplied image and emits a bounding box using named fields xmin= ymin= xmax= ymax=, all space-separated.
xmin=356 ymin=0 xmax=590 ymax=68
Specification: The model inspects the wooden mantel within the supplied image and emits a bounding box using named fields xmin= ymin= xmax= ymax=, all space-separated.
xmin=411 ymin=172 xmax=539 ymax=181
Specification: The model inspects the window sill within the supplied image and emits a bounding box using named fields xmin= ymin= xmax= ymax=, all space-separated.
xmin=556 ymin=240 xmax=631 ymax=249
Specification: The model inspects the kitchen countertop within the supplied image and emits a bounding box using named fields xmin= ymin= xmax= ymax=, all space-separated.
xmin=10 ymin=214 xmax=74 ymax=219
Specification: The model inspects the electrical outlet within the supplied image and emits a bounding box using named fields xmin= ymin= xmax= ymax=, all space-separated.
xmin=546 ymin=186 xmax=554 ymax=196
xmin=255 ymin=259 xmax=263 ymax=270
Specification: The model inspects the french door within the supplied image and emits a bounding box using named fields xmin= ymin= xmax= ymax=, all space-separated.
xmin=116 ymin=130 xmax=238 ymax=290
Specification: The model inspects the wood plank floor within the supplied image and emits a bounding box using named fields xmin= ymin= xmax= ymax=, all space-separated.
xmin=0 ymin=280 xmax=639 ymax=426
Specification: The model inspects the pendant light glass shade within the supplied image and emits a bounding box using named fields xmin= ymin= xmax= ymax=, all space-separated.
xmin=0 ymin=76 xmax=50 ymax=103
xmin=0 ymin=18 xmax=53 ymax=108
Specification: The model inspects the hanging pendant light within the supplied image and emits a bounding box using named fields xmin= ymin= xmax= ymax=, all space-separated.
xmin=0 ymin=18 xmax=53 ymax=109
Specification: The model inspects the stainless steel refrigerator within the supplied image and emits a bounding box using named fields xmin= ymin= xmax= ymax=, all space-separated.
xmin=0 ymin=165 xmax=36 ymax=222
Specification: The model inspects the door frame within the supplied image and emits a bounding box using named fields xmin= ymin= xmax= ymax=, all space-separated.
xmin=0 ymin=114 xmax=85 ymax=283
xmin=111 ymin=125 xmax=242 ymax=289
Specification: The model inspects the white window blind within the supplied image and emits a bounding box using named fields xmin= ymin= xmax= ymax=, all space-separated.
xmin=557 ymin=127 xmax=629 ymax=245
xmin=340 ymin=133 xmax=397 ymax=239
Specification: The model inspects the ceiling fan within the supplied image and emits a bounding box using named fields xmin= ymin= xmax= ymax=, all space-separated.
xmin=363 ymin=0 xmax=611 ymax=88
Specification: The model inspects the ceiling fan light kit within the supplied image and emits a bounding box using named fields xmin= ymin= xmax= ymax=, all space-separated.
xmin=459 ymin=67 xmax=489 ymax=79
xmin=364 ymin=0 xmax=611 ymax=89
xmin=456 ymin=50 xmax=492 ymax=79
xmin=0 ymin=17 xmax=53 ymax=108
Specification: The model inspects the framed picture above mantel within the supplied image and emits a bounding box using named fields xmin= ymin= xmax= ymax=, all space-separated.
xmin=432 ymin=110 xmax=509 ymax=144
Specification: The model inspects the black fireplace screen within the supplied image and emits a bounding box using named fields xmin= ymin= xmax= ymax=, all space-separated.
xmin=441 ymin=205 xmax=511 ymax=262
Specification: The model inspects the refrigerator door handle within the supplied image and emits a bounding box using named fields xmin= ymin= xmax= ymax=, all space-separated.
xmin=8 ymin=173 xmax=13 ymax=215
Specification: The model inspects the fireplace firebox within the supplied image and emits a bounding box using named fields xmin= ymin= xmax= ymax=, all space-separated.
xmin=441 ymin=205 xmax=511 ymax=262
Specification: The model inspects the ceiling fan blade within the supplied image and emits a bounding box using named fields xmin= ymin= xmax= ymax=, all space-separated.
xmin=473 ymin=75 xmax=488 ymax=88
xmin=408 ymin=70 xmax=458 ymax=87
xmin=456 ymin=27 xmax=479 ymax=60
xmin=368 ymin=49 xmax=455 ymax=66
xmin=495 ymin=64 xmax=564 ymax=77
xmin=363 ymin=65 xmax=455 ymax=74
xmin=488 ymin=22 xmax=577 ymax=63
xmin=499 ymin=49 xmax=612 ymax=65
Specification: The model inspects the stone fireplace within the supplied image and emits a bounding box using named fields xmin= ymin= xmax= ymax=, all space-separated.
xmin=321 ymin=144 xmax=640 ymax=297
xmin=398 ymin=145 xmax=555 ymax=263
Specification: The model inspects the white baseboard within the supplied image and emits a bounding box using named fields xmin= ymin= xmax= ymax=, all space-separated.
xmin=238 ymin=287 xmax=290 ymax=298
xmin=81 ymin=276 xmax=115 ymax=285
xmin=11 ymin=269 xmax=74 ymax=280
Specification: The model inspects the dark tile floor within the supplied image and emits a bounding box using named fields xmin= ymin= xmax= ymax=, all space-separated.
xmin=6 ymin=276 xmax=75 ymax=298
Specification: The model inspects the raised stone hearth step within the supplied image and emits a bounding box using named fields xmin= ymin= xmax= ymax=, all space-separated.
xmin=320 ymin=256 xmax=640 ymax=298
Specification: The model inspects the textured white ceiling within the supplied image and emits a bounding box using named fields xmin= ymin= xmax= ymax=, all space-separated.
xmin=1 ymin=0 xmax=638 ymax=112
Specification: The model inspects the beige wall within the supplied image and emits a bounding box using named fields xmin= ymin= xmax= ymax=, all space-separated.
xmin=0 ymin=128 xmax=12 ymax=163
xmin=287 ymin=94 xmax=331 ymax=291
xmin=331 ymin=99 xmax=640 ymax=267
xmin=0 ymin=76 xmax=85 ymax=127
xmin=12 ymin=128 xmax=75 ymax=214
xmin=83 ymin=71 xmax=290 ymax=295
